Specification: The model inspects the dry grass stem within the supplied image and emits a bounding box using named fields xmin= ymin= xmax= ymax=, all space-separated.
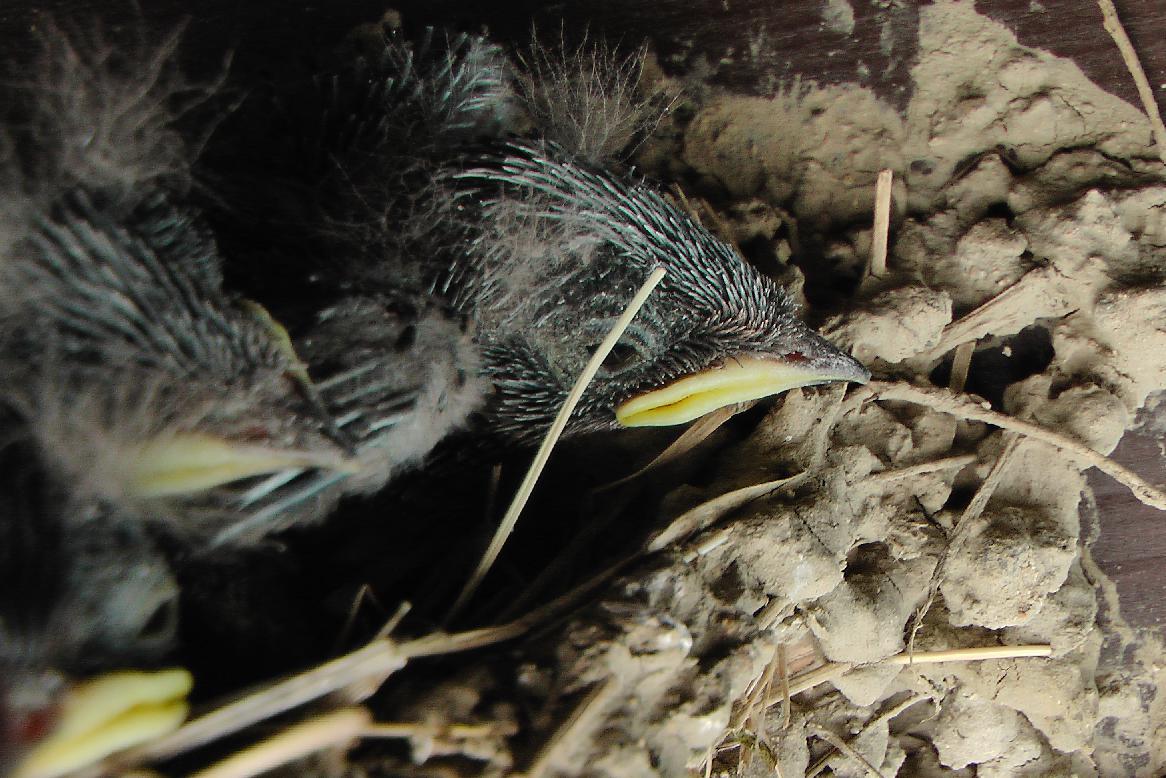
xmin=909 ymin=432 xmax=1023 ymax=651
xmin=595 ymin=403 xmax=741 ymax=492
xmin=374 ymin=601 xmax=412 ymax=641
xmin=1097 ymin=0 xmax=1166 ymax=164
xmin=806 ymin=751 xmax=834 ymax=778
xmin=741 ymin=644 xmax=783 ymax=752
xmin=446 ymin=266 xmax=666 ymax=622
xmin=766 ymin=643 xmax=1052 ymax=706
xmin=918 ymin=267 xmax=1066 ymax=361
xmin=813 ymin=693 xmax=934 ymax=776
xmin=949 ymin=341 xmax=975 ymax=392
xmin=362 ymin=722 xmax=507 ymax=740
xmin=959 ymin=432 xmax=1022 ymax=524
xmin=524 ymin=680 xmax=617 ymax=778
xmin=811 ymin=726 xmax=888 ymax=778
xmin=647 ymin=473 xmax=808 ymax=553
xmin=113 ymin=556 xmax=633 ymax=773
xmin=188 ymin=707 xmax=371 ymax=778
xmin=869 ymin=169 xmax=894 ymax=277
xmin=115 ymin=640 xmax=408 ymax=767
xmin=868 ymin=453 xmax=977 ymax=483
xmin=884 ymin=643 xmax=1053 ymax=665
xmin=806 ymin=696 xmax=929 ymax=778
xmin=776 ymin=644 xmax=791 ymax=730
xmin=868 ymin=380 xmax=1166 ymax=510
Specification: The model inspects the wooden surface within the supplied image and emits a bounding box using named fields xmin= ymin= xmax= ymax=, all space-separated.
xmin=1 ymin=0 xmax=1164 ymax=630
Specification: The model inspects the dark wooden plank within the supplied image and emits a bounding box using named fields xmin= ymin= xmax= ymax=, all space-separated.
xmin=1088 ymin=423 xmax=1166 ymax=629
xmin=977 ymin=0 xmax=1166 ymax=111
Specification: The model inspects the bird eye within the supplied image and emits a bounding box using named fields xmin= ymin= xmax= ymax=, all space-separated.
xmin=394 ymin=325 xmax=418 ymax=350
xmin=136 ymin=596 xmax=179 ymax=643
xmin=601 ymin=342 xmax=641 ymax=372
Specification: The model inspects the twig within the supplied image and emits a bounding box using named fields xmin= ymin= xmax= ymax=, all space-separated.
xmin=764 ymin=643 xmax=1052 ymax=706
xmin=646 ymin=472 xmax=807 ymax=553
xmin=446 ymin=266 xmax=667 ymax=622
xmin=594 ymin=403 xmax=741 ymax=492
xmin=811 ymin=727 xmax=887 ymax=778
xmin=188 ymin=708 xmax=371 ymax=778
xmin=908 ymin=432 xmax=1022 ymax=653
xmin=807 ymin=696 xmax=932 ymax=778
xmin=868 ymin=453 xmax=977 ymax=483
xmin=869 ymin=169 xmax=894 ymax=277
xmin=113 ymin=556 xmax=633 ymax=772
xmin=868 ymin=380 xmax=1166 ymax=511
xmin=776 ymin=644 xmax=791 ymax=731
xmin=524 ymin=680 xmax=617 ymax=778
xmin=949 ymin=341 xmax=975 ymax=392
xmin=1097 ymin=0 xmax=1166 ymax=165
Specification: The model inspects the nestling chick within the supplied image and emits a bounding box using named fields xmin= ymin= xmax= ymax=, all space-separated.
xmin=215 ymin=291 xmax=486 ymax=545
xmin=440 ymin=139 xmax=871 ymax=439
xmin=220 ymin=26 xmax=869 ymax=449
xmin=0 ymin=24 xmax=357 ymax=541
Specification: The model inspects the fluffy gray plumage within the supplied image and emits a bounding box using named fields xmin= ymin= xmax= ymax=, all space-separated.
xmin=0 ymin=26 xmax=390 ymax=543
xmin=214 ymin=292 xmax=485 ymax=545
xmin=249 ymin=26 xmax=868 ymax=447
xmin=442 ymin=140 xmax=868 ymax=438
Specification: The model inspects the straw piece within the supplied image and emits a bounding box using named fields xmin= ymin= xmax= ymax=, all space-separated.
xmin=811 ymin=727 xmax=888 ymax=778
xmin=869 ymin=169 xmax=894 ymax=277
xmin=767 ymin=643 xmax=1053 ymax=705
xmin=445 ymin=266 xmax=667 ymax=622
xmin=1097 ymin=0 xmax=1166 ymax=165
xmin=949 ymin=341 xmax=975 ymax=392
xmin=868 ymin=380 xmax=1166 ymax=511
xmin=646 ymin=473 xmax=807 ymax=553
xmin=188 ymin=708 xmax=370 ymax=778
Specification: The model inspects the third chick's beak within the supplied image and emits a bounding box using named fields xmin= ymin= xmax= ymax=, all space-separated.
xmin=615 ymin=345 xmax=870 ymax=428
xmin=12 ymin=669 xmax=192 ymax=778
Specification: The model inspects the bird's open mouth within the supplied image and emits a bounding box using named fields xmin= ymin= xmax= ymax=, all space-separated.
xmin=615 ymin=354 xmax=870 ymax=427
xmin=16 ymin=668 xmax=192 ymax=778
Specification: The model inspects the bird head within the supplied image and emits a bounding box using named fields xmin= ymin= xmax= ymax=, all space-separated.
xmin=445 ymin=141 xmax=870 ymax=441
xmin=0 ymin=429 xmax=191 ymax=778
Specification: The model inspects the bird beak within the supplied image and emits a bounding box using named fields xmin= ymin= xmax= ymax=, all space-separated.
xmin=14 ymin=668 xmax=192 ymax=778
xmin=615 ymin=349 xmax=870 ymax=428
xmin=124 ymin=433 xmax=361 ymax=499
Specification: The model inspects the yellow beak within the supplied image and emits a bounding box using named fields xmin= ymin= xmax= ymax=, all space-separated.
xmin=125 ymin=433 xmax=359 ymax=499
xmin=15 ymin=669 xmax=193 ymax=778
xmin=615 ymin=354 xmax=868 ymax=427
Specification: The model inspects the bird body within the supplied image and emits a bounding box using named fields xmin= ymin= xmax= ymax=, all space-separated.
xmin=215 ymin=25 xmax=869 ymax=447
xmin=0 ymin=25 xmax=366 ymax=539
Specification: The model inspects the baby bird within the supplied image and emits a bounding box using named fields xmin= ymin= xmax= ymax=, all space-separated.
xmin=0 ymin=24 xmax=364 ymax=542
xmin=215 ymin=26 xmax=869 ymax=451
